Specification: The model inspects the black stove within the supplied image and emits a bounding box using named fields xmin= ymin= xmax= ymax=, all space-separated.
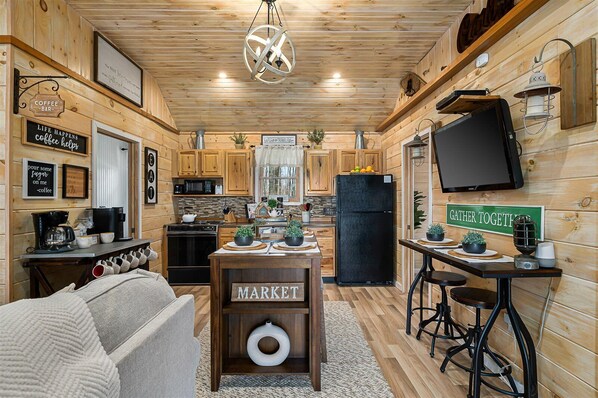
xmin=166 ymin=220 xmax=223 ymax=236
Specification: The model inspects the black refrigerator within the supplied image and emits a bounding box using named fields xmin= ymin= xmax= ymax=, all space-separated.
xmin=336 ymin=174 xmax=394 ymax=285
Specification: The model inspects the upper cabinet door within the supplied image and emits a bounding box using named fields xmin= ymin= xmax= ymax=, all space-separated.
xmin=224 ymin=150 xmax=253 ymax=196
xmin=305 ymin=150 xmax=334 ymax=196
xmin=200 ymin=150 xmax=223 ymax=177
xmin=337 ymin=150 xmax=358 ymax=174
xmin=178 ymin=150 xmax=199 ymax=176
xmin=361 ymin=150 xmax=382 ymax=172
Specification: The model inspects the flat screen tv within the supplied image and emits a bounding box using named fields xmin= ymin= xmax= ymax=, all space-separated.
xmin=432 ymin=99 xmax=524 ymax=193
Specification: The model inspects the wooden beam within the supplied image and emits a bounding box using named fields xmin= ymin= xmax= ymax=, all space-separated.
xmin=376 ymin=0 xmax=551 ymax=132
xmin=0 ymin=34 xmax=179 ymax=134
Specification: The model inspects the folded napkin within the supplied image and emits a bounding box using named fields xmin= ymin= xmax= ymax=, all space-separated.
xmin=409 ymin=239 xmax=460 ymax=249
xmin=435 ymin=249 xmax=513 ymax=263
xmin=215 ymin=241 xmax=271 ymax=254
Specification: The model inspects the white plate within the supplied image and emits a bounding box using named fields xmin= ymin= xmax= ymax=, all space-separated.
xmin=420 ymin=238 xmax=454 ymax=244
xmin=226 ymin=240 xmax=263 ymax=248
xmin=454 ymin=248 xmax=497 ymax=257
xmin=276 ymin=242 xmax=316 ymax=249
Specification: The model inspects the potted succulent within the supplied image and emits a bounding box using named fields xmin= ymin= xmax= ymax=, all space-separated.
xmin=461 ymin=231 xmax=487 ymax=254
xmin=307 ymin=129 xmax=325 ymax=149
xmin=284 ymin=225 xmax=304 ymax=246
xmin=230 ymin=132 xmax=248 ymax=149
xmin=288 ymin=219 xmax=302 ymax=229
xmin=234 ymin=225 xmax=254 ymax=246
xmin=426 ymin=223 xmax=445 ymax=241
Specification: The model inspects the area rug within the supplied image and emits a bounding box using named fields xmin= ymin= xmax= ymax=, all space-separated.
xmin=195 ymin=301 xmax=394 ymax=397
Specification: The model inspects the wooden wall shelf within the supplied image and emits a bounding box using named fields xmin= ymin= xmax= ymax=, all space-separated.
xmin=375 ymin=0 xmax=550 ymax=132
xmin=437 ymin=95 xmax=501 ymax=114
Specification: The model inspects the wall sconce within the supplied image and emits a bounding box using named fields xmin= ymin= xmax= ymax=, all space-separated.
xmin=406 ymin=118 xmax=436 ymax=167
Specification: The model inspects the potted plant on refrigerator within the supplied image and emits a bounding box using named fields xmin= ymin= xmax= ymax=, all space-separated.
xmin=230 ymin=132 xmax=248 ymax=149
xmin=307 ymin=129 xmax=325 ymax=149
xmin=461 ymin=231 xmax=487 ymax=254
xmin=234 ymin=225 xmax=254 ymax=246
xmin=284 ymin=225 xmax=304 ymax=246
xmin=426 ymin=223 xmax=445 ymax=241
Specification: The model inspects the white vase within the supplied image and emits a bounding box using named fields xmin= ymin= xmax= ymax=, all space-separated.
xmin=302 ymin=211 xmax=310 ymax=223
xmin=246 ymin=321 xmax=291 ymax=366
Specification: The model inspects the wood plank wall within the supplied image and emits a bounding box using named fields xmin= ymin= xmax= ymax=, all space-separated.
xmin=4 ymin=0 xmax=181 ymax=301
xmin=0 ymin=44 xmax=8 ymax=304
xmin=382 ymin=1 xmax=597 ymax=397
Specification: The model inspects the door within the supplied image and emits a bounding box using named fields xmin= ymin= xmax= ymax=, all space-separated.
xmin=178 ymin=150 xmax=198 ymax=176
xmin=94 ymin=133 xmax=131 ymax=234
xmin=361 ymin=150 xmax=382 ymax=172
xmin=337 ymin=150 xmax=358 ymax=174
xmin=200 ymin=150 xmax=223 ymax=177
xmin=305 ymin=150 xmax=334 ymax=196
xmin=224 ymin=150 xmax=252 ymax=195
xmin=336 ymin=175 xmax=393 ymax=213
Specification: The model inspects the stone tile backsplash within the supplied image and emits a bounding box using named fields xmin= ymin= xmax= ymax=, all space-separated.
xmin=175 ymin=196 xmax=336 ymax=219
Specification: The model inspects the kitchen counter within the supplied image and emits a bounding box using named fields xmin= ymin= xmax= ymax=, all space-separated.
xmin=21 ymin=239 xmax=151 ymax=259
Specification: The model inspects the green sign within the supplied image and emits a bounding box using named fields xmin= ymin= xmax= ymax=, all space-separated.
xmin=446 ymin=204 xmax=544 ymax=240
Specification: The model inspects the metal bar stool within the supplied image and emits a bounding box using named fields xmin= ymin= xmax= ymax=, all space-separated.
xmin=415 ymin=271 xmax=467 ymax=357
xmin=440 ymin=287 xmax=519 ymax=397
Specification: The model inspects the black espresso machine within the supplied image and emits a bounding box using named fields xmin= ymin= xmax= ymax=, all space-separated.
xmin=31 ymin=210 xmax=76 ymax=253
xmin=87 ymin=207 xmax=131 ymax=241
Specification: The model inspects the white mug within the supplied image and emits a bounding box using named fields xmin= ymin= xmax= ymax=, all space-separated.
xmin=123 ymin=253 xmax=139 ymax=269
xmin=143 ymin=247 xmax=159 ymax=261
xmin=136 ymin=249 xmax=148 ymax=265
xmin=114 ymin=256 xmax=130 ymax=273
xmin=105 ymin=259 xmax=120 ymax=274
xmin=92 ymin=261 xmax=115 ymax=278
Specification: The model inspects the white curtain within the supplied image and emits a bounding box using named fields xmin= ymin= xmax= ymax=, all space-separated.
xmin=255 ymin=145 xmax=304 ymax=167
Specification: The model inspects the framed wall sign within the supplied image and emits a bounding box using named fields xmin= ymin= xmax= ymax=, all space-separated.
xmin=94 ymin=32 xmax=143 ymax=107
xmin=23 ymin=118 xmax=89 ymax=156
xmin=145 ymin=147 xmax=158 ymax=204
xmin=29 ymin=93 xmax=65 ymax=117
xmin=22 ymin=159 xmax=57 ymax=199
xmin=231 ymin=283 xmax=305 ymax=302
xmin=261 ymin=134 xmax=297 ymax=146
xmin=62 ymin=165 xmax=89 ymax=199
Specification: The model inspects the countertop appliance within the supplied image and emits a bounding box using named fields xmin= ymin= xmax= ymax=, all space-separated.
xmin=88 ymin=207 xmax=129 ymax=241
xmin=336 ymin=174 xmax=394 ymax=285
xmin=166 ymin=220 xmax=222 ymax=284
xmin=32 ymin=210 xmax=75 ymax=253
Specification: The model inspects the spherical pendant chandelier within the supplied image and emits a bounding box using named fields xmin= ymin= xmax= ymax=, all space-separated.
xmin=243 ymin=0 xmax=296 ymax=84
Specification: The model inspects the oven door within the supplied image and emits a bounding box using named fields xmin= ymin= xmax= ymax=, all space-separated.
xmin=167 ymin=233 xmax=216 ymax=284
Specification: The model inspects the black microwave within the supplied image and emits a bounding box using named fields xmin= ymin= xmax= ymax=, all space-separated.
xmin=184 ymin=180 xmax=215 ymax=194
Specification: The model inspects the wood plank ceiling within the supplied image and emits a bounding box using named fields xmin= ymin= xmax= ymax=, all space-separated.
xmin=66 ymin=0 xmax=472 ymax=132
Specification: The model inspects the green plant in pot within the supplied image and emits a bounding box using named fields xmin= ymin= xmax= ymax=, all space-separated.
xmin=267 ymin=199 xmax=278 ymax=209
xmin=307 ymin=129 xmax=325 ymax=149
xmin=426 ymin=223 xmax=445 ymax=242
xmin=230 ymin=132 xmax=248 ymax=149
xmin=234 ymin=225 xmax=254 ymax=246
xmin=461 ymin=231 xmax=486 ymax=254
xmin=288 ymin=219 xmax=302 ymax=229
xmin=284 ymin=225 xmax=304 ymax=247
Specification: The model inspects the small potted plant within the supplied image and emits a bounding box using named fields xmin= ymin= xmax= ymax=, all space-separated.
xmin=230 ymin=132 xmax=248 ymax=149
xmin=426 ymin=223 xmax=445 ymax=241
xmin=234 ymin=225 xmax=254 ymax=246
xmin=284 ymin=225 xmax=304 ymax=246
xmin=461 ymin=231 xmax=486 ymax=254
xmin=288 ymin=219 xmax=302 ymax=229
xmin=307 ymin=129 xmax=325 ymax=149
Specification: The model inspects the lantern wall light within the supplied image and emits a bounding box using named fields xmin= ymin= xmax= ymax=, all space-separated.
xmin=406 ymin=118 xmax=436 ymax=167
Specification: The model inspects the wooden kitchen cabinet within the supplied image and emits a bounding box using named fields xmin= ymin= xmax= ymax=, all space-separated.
xmin=311 ymin=226 xmax=336 ymax=277
xmin=177 ymin=150 xmax=199 ymax=176
xmin=361 ymin=150 xmax=382 ymax=171
xmin=337 ymin=149 xmax=383 ymax=174
xmin=217 ymin=225 xmax=238 ymax=248
xmin=337 ymin=150 xmax=358 ymax=174
xmin=224 ymin=150 xmax=253 ymax=196
xmin=200 ymin=150 xmax=223 ymax=177
xmin=305 ymin=150 xmax=335 ymax=196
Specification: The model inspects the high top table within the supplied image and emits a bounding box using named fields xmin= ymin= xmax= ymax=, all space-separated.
xmin=399 ymin=239 xmax=562 ymax=398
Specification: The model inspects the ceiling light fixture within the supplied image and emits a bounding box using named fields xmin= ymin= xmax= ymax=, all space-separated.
xmin=243 ymin=0 xmax=296 ymax=84
xmin=333 ymin=72 xmax=341 ymax=79
xmin=218 ymin=72 xmax=228 ymax=79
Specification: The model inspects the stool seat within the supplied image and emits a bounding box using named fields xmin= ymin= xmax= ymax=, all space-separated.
xmin=451 ymin=287 xmax=497 ymax=310
xmin=423 ymin=271 xmax=467 ymax=286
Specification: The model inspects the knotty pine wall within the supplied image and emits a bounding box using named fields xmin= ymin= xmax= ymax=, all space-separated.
xmin=0 ymin=44 xmax=8 ymax=304
xmin=383 ymin=1 xmax=597 ymax=397
xmin=3 ymin=0 xmax=180 ymax=301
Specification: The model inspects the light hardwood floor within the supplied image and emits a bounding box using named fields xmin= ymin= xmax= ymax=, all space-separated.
xmin=173 ymin=284 xmax=504 ymax=397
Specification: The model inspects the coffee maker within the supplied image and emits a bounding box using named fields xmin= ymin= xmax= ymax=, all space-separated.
xmin=88 ymin=207 xmax=129 ymax=241
xmin=32 ymin=211 xmax=76 ymax=252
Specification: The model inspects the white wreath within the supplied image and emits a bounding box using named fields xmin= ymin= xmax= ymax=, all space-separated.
xmin=246 ymin=321 xmax=291 ymax=366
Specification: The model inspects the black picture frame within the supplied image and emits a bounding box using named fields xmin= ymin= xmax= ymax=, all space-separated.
xmin=94 ymin=31 xmax=144 ymax=107
xmin=62 ymin=164 xmax=89 ymax=199
xmin=22 ymin=159 xmax=57 ymax=199
xmin=145 ymin=147 xmax=158 ymax=204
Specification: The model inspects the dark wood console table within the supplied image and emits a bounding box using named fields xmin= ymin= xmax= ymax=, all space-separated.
xmin=22 ymin=239 xmax=152 ymax=298
xmin=209 ymin=249 xmax=322 ymax=391
xmin=399 ymin=239 xmax=562 ymax=398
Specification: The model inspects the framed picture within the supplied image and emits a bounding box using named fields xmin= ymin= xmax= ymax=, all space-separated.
xmin=94 ymin=32 xmax=143 ymax=107
xmin=261 ymin=134 xmax=297 ymax=146
xmin=22 ymin=118 xmax=89 ymax=156
xmin=62 ymin=165 xmax=89 ymax=199
xmin=145 ymin=147 xmax=158 ymax=204
xmin=246 ymin=203 xmax=258 ymax=219
xmin=22 ymin=159 xmax=57 ymax=199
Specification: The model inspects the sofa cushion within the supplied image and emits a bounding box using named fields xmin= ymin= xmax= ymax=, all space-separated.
xmin=72 ymin=270 xmax=176 ymax=354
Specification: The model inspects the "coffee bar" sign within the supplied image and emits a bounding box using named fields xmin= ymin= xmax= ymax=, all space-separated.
xmin=231 ymin=283 xmax=305 ymax=302
xmin=23 ymin=119 xmax=88 ymax=156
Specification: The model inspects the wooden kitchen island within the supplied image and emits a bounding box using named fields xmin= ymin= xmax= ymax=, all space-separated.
xmin=209 ymin=247 xmax=322 ymax=391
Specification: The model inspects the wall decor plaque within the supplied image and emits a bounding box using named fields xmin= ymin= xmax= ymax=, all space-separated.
xmin=231 ymin=283 xmax=305 ymax=302
xmin=22 ymin=159 xmax=57 ymax=199
xmin=145 ymin=147 xmax=158 ymax=204
xmin=29 ymin=93 xmax=65 ymax=117
xmin=446 ymin=204 xmax=544 ymax=240
xmin=94 ymin=32 xmax=143 ymax=107
xmin=261 ymin=134 xmax=297 ymax=146
xmin=23 ymin=118 xmax=88 ymax=156
xmin=62 ymin=164 xmax=89 ymax=199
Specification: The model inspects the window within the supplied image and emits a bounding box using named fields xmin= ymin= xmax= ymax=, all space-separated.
xmin=254 ymin=145 xmax=304 ymax=205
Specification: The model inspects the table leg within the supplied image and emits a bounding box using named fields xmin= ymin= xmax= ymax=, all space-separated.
xmin=406 ymin=254 xmax=431 ymax=335
xmin=30 ymin=265 xmax=55 ymax=297
xmin=76 ymin=262 xmax=92 ymax=288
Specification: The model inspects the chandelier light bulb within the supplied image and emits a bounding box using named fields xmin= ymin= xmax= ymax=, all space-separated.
xmin=333 ymin=72 xmax=341 ymax=79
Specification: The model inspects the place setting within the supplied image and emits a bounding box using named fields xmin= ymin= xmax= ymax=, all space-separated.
xmin=411 ymin=224 xmax=461 ymax=249
xmin=437 ymin=231 xmax=512 ymax=263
